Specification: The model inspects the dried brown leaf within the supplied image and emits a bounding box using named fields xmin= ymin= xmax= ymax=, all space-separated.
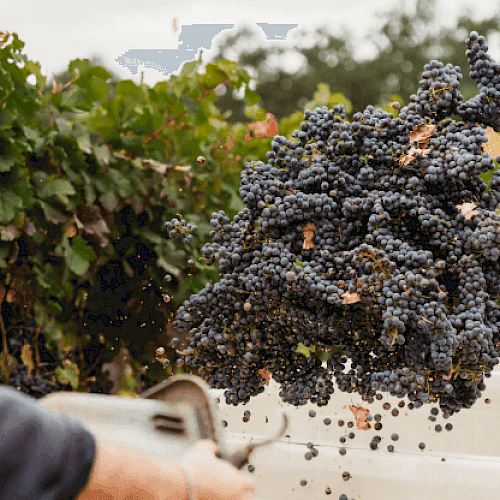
xmin=0 ymin=32 xmax=10 ymax=48
xmin=409 ymin=123 xmax=436 ymax=146
xmin=74 ymin=216 xmax=84 ymax=230
xmin=143 ymin=158 xmax=171 ymax=173
xmin=246 ymin=113 xmax=279 ymax=140
xmin=400 ymin=155 xmax=414 ymax=166
xmin=0 ymin=224 xmax=20 ymax=242
xmin=259 ymin=367 xmax=270 ymax=386
xmin=75 ymin=207 xmax=111 ymax=248
xmin=114 ymin=155 xmax=192 ymax=174
xmin=84 ymin=218 xmax=110 ymax=247
xmin=342 ymin=292 xmax=360 ymax=305
xmin=484 ymin=127 xmax=500 ymax=157
xmin=400 ymin=148 xmax=430 ymax=164
xmin=456 ymin=202 xmax=479 ymax=220
xmin=409 ymin=148 xmax=430 ymax=156
xmin=303 ymin=223 xmax=316 ymax=250
xmin=23 ymin=217 xmax=36 ymax=237
xmin=349 ymin=405 xmax=371 ymax=430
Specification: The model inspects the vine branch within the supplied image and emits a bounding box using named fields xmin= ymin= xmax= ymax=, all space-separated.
xmin=0 ymin=287 xmax=11 ymax=374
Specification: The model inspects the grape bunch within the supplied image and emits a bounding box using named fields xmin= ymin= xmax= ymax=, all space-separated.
xmin=173 ymin=32 xmax=500 ymax=417
xmin=458 ymin=32 xmax=500 ymax=131
xmin=164 ymin=217 xmax=198 ymax=244
xmin=4 ymin=316 xmax=73 ymax=398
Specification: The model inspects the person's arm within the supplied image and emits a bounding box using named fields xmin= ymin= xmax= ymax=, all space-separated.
xmin=0 ymin=385 xmax=254 ymax=500
xmin=77 ymin=439 xmax=256 ymax=500
xmin=0 ymin=386 xmax=96 ymax=500
xmin=76 ymin=439 xmax=190 ymax=500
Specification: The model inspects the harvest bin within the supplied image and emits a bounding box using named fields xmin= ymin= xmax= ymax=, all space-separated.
xmin=210 ymin=361 xmax=500 ymax=500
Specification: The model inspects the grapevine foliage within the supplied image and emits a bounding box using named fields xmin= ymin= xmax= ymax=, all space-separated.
xmin=175 ymin=32 xmax=500 ymax=417
xmin=0 ymin=31 xmax=267 ymax=397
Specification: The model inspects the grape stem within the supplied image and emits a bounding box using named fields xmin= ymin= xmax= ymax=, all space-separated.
xmin=0 ymin=287 xmax=11 ymax=374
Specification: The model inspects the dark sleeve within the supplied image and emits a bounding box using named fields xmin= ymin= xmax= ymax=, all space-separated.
xmin=0 ymin=385 xmax=96 ymax=500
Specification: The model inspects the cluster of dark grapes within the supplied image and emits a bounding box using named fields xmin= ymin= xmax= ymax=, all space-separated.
xmin=458 ymin=32 xmax=500 ymax=131
xmin=173 ymin=32 xmax=500 ymax=417
xmin=165 ymin=217 xmax=198 ymax=244
xmin=2 ymin=312 xmax=118 ymax=397
xmin=4 ymin=316 xmax=72 ymax=399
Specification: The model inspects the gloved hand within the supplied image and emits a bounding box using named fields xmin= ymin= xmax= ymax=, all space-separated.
xmin=181 ymin=440 xmax=256 ymax=500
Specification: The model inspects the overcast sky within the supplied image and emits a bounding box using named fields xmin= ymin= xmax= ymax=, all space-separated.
xmin=4 ymin=0 xmax=500 ymax=88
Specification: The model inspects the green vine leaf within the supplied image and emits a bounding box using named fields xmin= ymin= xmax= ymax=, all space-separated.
xmin=63 ymin=237 xmax=96 ymax=276
xmin=55 ymin=360 xmax=79 ymax=389
xmin=0 ymin=190 xmax=23 ymax=224
xmin=20 ymin=343 xmax=35 ymax=379
xmin=38 ymin=179 xmax=76 ymax=205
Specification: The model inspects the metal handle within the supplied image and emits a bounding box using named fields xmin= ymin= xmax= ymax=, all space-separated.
xmin=216 ymin=412 xmax=288 ymax=469
xmin=218 ymin=449 xmax=250 ymax=470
